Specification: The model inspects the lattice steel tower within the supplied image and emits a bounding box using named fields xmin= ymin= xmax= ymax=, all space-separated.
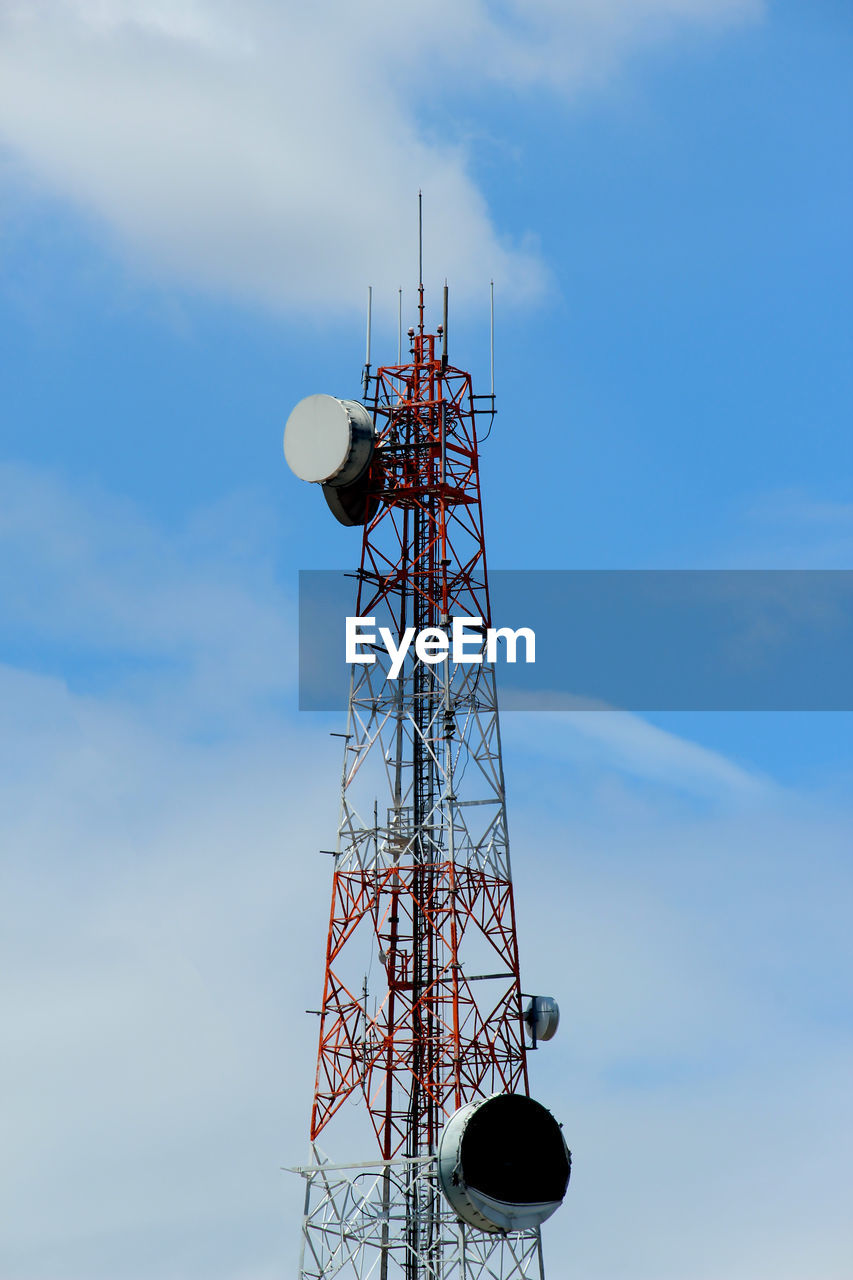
xmin=284 ymin=268 xmax=570 ymax=1279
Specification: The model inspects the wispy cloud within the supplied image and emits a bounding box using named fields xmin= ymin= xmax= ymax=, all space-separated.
xmin=0 ymin=1 xmax=762 ymax=315
xmin=503 ymin=704 xmax=766 ymax=796
xmin=0 ymin=461 xmax=294 ymax=723
xmin=0 ymin=458 xmax=335 ymax=1271
xmin=736 ymin=488 xmax=853 ymax=568
xmin=0 ymin=665 xmax=327 ymax=1278
xmin=512 ymin=779 xmax=853 ymax=1280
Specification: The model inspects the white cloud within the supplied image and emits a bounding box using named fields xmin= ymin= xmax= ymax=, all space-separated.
xmin=0 ymin=459 xmax=336 ymax=1272
xmin=0 ymin=664 xmax=328 ymax=1276
xmin=0 ymin=0 xmax=762 ymax=316
xmin=514 ymin=786 xmax=853 ymax=1280
xmin=2 ymin=461 xmax=849 ymax=1278
xmin=0 ymin=461 xmax=295 ymax=724
xmin=503 ymin=705 xmax=766 ymax=796
xmin=736 ymin=488 xmax=853 ymax=568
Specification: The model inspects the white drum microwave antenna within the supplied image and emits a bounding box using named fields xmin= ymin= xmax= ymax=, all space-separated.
xmin=283 ymin=393 xmax=377 ymax=527
xmin=283 ymin=394 xmax=375 ymax=487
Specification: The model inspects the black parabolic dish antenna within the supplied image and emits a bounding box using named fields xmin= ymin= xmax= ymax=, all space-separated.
xmin=437 ymin=1093 xmax=571 ymax=1233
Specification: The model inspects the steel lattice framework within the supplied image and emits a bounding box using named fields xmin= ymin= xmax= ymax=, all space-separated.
xmin=295 ymin=297 xmax=547 ymax=1280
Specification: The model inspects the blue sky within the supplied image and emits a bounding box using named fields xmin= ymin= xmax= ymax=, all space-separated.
xmin=1 ymin=3 xmax=851 ymax=1278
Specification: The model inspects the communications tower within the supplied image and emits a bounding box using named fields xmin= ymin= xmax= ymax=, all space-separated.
xmin=284 ymin=266 xmax=570 ymax=1279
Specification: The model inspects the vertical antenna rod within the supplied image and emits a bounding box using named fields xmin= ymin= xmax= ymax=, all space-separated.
xmin=363 ymin=285 xmax=373 ymax=397
xmin=490 ymin=279 xmax=495 ymax=398
xmin=398 ymin=288 xmax=403 ymax=364
xmin=418 ymin=190 xmax=424 ymax=336
xmin=442 ymin=283 xmax=448 ymax=370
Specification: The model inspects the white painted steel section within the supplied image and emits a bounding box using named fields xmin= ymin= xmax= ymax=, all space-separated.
xmin=297 ymin=1147 xmax=545 ymax=1280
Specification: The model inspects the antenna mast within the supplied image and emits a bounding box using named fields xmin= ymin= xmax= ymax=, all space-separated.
xmin=285 ymin=219 xmax=569 ymax=1280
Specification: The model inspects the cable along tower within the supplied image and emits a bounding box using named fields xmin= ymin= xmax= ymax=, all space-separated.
xmin=284 ymin=277 xmax=570 ymax=1280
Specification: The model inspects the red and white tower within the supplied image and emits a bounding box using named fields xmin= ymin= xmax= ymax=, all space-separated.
xmin=284 ymin=272 xmax=569 ymax=1280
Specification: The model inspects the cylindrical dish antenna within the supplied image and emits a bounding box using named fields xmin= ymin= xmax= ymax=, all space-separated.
xmin=284 ymin=394 xmax=375 ymax=487
xmin=322 ymin=473 xmax=379 ymax=527
xmin=437 ymin=1093 xmax=570 ymax=1233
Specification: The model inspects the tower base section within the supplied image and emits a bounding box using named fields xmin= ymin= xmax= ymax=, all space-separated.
xmin=294 ymin=1147 xmax=546 ymax=1279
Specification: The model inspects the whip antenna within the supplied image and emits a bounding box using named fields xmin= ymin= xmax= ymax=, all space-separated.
xmin=418 ymin=190 xmax=424 ymax=335
xmin=442 ymin=282 xmax=448 ymax=370
xmin=362 ymin=285 xmax=372 ymax=397
xmin=490 ymin=279 xmax=495 ymax=397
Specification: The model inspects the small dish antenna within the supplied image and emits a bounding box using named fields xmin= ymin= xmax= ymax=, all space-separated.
xmin=523 ymin=995 xmax=560 ymax=1048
